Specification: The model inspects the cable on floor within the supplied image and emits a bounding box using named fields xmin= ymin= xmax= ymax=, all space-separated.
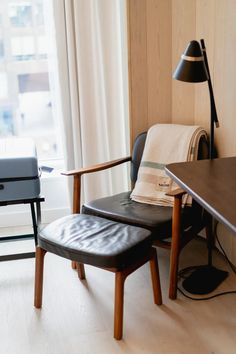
xmin=177 ymin=222 xmax=236 ymax=300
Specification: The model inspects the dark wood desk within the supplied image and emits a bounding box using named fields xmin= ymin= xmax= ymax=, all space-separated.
xmin=166 ymin=157 xmax=236 ymax=233
xmin=165 ymin=157 xmax=236 ymax=299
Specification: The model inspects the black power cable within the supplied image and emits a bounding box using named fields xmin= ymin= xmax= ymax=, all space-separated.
xmin=177 ymin=286 xmax=236 ymax=301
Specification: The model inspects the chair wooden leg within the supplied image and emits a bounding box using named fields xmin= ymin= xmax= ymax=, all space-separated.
xmin=149 ymin=248 xmax=162 ymax=305
xmin=114 ymin=271 xmax=126 ymax=340
xmin=34 ymin=247 xmax=46 ymax=308
xmin=71 ymin=261 xmax=77 ymax=269
xmin=76 ymin=262 xmax=86 ymax=280
xmin=169 ymin=194 xmax=182 ymax=300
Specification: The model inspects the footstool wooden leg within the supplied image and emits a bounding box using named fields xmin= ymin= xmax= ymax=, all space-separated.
xmin=72 ymin=261 xmax=86 ymax=279
xmin=114 ymin=271 xmax=126 ymax=340
xmin=34 ymin=247 xmax=47 ymax=308
xmin=76 ymin=262 xmax=86 ymax=280
xmin=149 ymin=248 xmax=162 ymax=305
xmin=71 ymin=261 xmax=77 ymax=269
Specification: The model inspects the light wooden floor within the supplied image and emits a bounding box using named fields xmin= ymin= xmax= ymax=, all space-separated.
xmin=0 ymin=234 xmax=236 ymax=354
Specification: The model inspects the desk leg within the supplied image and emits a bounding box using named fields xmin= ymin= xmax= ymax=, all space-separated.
xmin=169 ymin=194 xmax=182 ymax=300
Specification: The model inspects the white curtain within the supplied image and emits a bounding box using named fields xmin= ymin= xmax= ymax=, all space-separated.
xmin=52 ymin=0 xmax=129 ymax=206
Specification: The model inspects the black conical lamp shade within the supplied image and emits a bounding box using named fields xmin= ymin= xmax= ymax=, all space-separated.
xmin=173 ymin=40 xmax=209 ymax=83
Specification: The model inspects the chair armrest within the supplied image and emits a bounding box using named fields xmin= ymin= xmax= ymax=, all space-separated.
xmin=61 ymin=156 xmax=131 ymax=177
xmin=62 ymin=156 xmax=131 ymax=214
xmin=166 ymin=188 xmax=186 ymax=198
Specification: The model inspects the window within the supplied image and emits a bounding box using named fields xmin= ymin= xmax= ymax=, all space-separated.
xmin=0 ymin=107 xmax=13 ymax=135
xmin=35 ymin=3 xmax=44 ymax=26
xmin=37 ymin=35 xmax=48 ymax=58
xmin=0 ymin=0 xmax=63 ymax=162
xmin=0 ymin=40 xmax=4 ymax=60
xmin=0 ymin=0 xmax=70 ymax=227
xmin=0 ymin=72 xmax=8 ymax=99
xmin=9 ymin=2 xmax=32 ymax=27
xmin=11 ymin=35 xmax=35 ymax=60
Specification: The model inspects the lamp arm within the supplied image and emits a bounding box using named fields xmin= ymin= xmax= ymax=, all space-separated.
xmin=200 ymin=39 xmax=219 ymax=159
xmin=200 ymin=39 xmax=219 ymax=127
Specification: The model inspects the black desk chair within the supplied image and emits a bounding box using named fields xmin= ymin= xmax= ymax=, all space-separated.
xmin=63 ymin=131 xmax=209 ymax=299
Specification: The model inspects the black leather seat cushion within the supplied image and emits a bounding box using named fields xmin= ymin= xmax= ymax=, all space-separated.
xmin=82 ymin=192 xmax=194 ymax=240
xmin=38 ymin=214 xmax=152 ymax=269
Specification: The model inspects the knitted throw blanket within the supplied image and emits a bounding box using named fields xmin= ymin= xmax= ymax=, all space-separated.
xmin=131 ymin=124 xmax=207 ymax=207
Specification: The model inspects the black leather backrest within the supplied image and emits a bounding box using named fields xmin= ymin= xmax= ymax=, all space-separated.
xmin=130 ymin=131 xmax=209 ymax=185
xmin=130 ymin=132 xmax=147 ymax=184
xmin=197 ymin=135 xmax=209 ymax=160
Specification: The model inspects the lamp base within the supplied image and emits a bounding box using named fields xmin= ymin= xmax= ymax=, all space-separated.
xmin=182 ymin=265 xmax=228 ymax=295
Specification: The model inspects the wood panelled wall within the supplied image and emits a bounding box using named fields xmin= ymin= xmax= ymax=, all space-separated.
xmin=195 ymin=0 xmax=236 ymax=158
xmin=127 ymin=0 xmax=236 ymax=260
xmin=194 ymin=0 xmax=236 ymax=256
xmin=172 ymin=0 xmax=196 ymax=125
xmin=127 ymin=0 xmax=172 ymax=144
xmin=127 ymin=0 xmax=236 ymax=156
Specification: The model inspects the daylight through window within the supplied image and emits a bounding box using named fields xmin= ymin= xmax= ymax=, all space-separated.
xmin=0 ymin=0 xmax=62 ymax=161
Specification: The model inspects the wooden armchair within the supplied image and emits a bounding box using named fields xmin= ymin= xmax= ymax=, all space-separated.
xmin=62 ymin=131 xmax=209 ymax=299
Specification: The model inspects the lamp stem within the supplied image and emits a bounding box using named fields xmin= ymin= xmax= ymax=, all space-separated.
xmin=200 ymin=39 xmax=219 ymax=159
xmin=209 ymin=88 xmax=215 ymax=160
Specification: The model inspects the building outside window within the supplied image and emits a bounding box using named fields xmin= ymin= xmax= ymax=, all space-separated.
xmin=0 ymin=0 xmax=69 ymax=227
xmin=9 ymin=2 xmax=32 ymax=27
xmin=0 ymin=39 xmax=4 ymax=60
xmin=0 ymin=0 xmax=62 ymax=162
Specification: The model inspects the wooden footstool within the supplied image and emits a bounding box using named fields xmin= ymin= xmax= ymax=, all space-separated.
xmin=34 ymin=214 xmax=162 ymax=340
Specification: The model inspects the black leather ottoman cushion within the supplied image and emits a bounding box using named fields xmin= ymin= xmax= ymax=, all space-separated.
xmin=38 ymin=214 xmax=152 ymax=269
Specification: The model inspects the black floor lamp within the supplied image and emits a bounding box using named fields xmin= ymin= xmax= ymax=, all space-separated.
xmin=173 ymin=39 xmax=228 ymax=295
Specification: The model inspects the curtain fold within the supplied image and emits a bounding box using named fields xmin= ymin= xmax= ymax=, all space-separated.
xmin=53 ymin=0 xmax=129 ymax=206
